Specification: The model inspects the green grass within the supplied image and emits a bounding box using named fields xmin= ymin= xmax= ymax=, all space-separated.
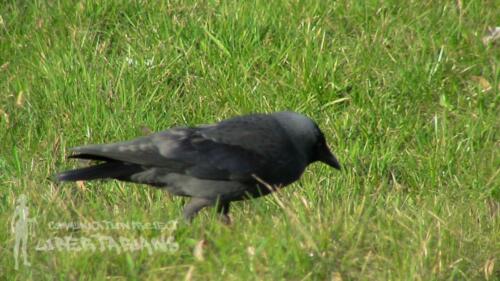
xmin=1 ymin=0 xmax=499 ymax=280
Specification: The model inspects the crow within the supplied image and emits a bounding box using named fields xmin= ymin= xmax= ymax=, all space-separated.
xmin=56 ymin=111 xmax=341 ymax=223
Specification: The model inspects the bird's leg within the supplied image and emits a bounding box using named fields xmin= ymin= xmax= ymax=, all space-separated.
xmin=216 ymin=201 xmax=231 ymax=225
xmin=183 ymin=198 xmax=214 ymax=222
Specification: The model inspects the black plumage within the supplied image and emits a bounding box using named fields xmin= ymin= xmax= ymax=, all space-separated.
xmin=56 ymin=111 xmax=341 ymax=222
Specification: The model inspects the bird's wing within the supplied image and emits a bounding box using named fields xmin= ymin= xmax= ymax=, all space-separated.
xmin=70 ymin=120 xmax=295 ymax=182
xmin=70 ymin=129 xmax=187 ymax=166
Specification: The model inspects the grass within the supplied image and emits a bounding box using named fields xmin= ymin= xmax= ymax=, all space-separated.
xmin=1 ymin=0 xmax=499 ymax=280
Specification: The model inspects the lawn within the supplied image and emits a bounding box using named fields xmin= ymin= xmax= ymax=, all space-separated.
xmin=1 ymin=0 xmax=499 ymax=280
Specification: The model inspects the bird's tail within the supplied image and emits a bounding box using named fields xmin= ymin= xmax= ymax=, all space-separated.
xmin=56 ymin=161 xmax=142 ymax=182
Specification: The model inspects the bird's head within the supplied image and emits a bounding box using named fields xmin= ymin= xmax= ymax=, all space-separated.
xmin=272 ymin=111 xmax=341 ymax=170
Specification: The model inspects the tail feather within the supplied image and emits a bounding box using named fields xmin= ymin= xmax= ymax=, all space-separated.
xmin=56 ymin=162 xmax=143 ymax=182
xmin=68 ymin=153 xmax=115 ymax=162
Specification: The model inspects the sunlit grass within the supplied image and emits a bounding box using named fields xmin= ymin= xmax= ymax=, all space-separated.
xmin=1 ymin=1 xmax=499 ymax=280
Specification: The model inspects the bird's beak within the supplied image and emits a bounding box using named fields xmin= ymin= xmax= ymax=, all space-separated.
xmin=319 ymin=147 xmax=341 ymax=170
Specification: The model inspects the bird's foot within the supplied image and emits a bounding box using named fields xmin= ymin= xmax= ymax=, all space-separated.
xmin=183 ymin=198 xmax=214 ymax=222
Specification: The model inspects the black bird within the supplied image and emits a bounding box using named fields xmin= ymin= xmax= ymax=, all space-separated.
xmin=56 ymin=111 xmax=341 ymax=222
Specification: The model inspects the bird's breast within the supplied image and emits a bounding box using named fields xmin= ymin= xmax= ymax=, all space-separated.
xmin=258 ymin=160 xmax=307 ymax=187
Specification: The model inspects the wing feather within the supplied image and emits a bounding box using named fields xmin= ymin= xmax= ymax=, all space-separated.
xmin=69 ymin=114 xmax=299 ymax=183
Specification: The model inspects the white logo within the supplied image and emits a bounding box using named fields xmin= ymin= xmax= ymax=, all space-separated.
xmin=11 ymin=195 xmax=35 ymax=270
xmin=11 ymin=194 xmax=179 ymax=270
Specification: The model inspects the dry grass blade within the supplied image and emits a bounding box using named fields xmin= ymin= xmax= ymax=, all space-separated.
xmin=484 ymin=258 xmax=495 ymax=280
xmin=470 ymin=76 xmax=492 ymax=92
xmin=193 ymin=239 xmax=206 ymax=261
xmin=482 ymin=27 xmax=500 ymax=45
xmin=252 ymin=175 xmax=318 ymax=252
xmin=16 ymin=91 xmax=24 ymax=107
xmin=76 ymin=180 xmax=86 ymax=190
xmin=331 ymin=272 xmax=343 ymax=281
xmin=184 ymin=265 xmax=195 ymax=281
xmin=0 ymin=109 xmax=9 ymax=127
